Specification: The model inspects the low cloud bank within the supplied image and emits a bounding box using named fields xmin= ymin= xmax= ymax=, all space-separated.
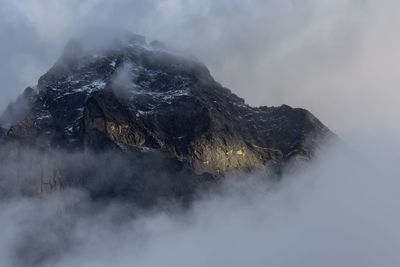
xmin=0 ymin=133 xmax=399 ymax=266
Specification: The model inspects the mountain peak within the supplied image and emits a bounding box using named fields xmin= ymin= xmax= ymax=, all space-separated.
xmin=1 ymin=33 xmax=334 ymax=179
xmin=63 ymin=30 xmax=148 ymax=52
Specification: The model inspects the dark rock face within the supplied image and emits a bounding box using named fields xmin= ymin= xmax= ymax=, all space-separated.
xmin=0 ymin=86 xmax=38 ymax=128
xmin=0 ymin=33 xmax=334 ymax=203
xmin=0 ymin=143 xmax=215 ymax=206
xmin=0 ymin=127 xmax=4 ymax=144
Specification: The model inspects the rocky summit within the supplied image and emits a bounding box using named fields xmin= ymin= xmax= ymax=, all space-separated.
xmin=0 ymin=33 xmax=333 ymax=204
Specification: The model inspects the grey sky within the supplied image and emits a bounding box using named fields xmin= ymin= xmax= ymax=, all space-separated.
xmin=1 ymin=0 xmax=399 ymax=135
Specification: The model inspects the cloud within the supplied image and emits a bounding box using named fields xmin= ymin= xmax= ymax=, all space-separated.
xmin=0 ymin=135 xmax=399 ymax=266
xmin=111 ymin=62 xmax=139 ymax=100
xmin=0 ymin=0 xmax=399 ymax=135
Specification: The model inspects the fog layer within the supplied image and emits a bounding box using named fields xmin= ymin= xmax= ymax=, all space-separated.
xmin=0 ymin=134 xmax=399 ymax=266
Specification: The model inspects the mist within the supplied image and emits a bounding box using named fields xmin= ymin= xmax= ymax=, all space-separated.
xmin=1 ymin=0 xmax=400 ymax=266
xmin=0 ymin=135 xmax=399 ymax=266
xmin=1 ymin=0 xmax=400 ymax=135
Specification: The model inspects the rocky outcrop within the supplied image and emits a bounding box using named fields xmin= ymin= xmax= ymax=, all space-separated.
xmin=0 ymin=86 xmax=38 ymax=127
xmin=7 ymin=117 xmax=41 ymax=141
xmin=0 ymin=32 xmax=334 ymax=202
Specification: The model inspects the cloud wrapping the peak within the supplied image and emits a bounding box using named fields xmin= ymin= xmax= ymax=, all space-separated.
xmin=0 ymin=0 xmax=399 ymax=135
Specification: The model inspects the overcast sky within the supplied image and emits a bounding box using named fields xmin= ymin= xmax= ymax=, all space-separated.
xmin=1 ymin=0 xmax=400 ymax=135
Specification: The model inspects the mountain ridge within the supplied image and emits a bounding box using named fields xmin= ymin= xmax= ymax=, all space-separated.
xmin=0 ymin=32 xmax=334 ymax=202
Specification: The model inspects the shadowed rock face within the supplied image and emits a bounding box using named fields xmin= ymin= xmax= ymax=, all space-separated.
xmin=0 ymin=33 xmax=334 ymax=202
